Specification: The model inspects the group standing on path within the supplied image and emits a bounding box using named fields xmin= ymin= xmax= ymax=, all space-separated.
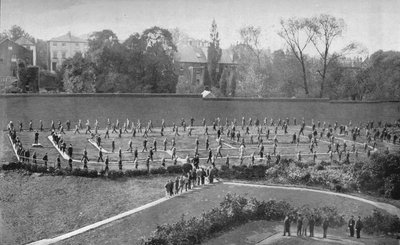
xmin=283 ymin=214 xmax=364 ymax=240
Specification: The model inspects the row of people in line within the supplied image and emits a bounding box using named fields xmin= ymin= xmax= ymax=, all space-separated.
xmin=283 ymin=214 xmax=364 ymax=239
xmin=164 ymin=166 xmax=217 ymax=197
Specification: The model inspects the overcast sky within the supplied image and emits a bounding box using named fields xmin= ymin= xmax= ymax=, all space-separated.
xmin=1 ymin=0 xmax=399 ymax=54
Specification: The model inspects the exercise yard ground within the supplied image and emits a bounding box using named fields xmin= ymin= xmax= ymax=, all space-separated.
xmin=55 ymin=182 xmax=397 ymax=245
xmin=0 ymin=171 xmax=178 ymax=245
xmin=9 ymin=123 xmax=395 ymax=172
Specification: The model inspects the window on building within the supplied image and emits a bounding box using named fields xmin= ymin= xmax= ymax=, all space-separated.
xmin=52 ymin=42 xmax=57 ymax=46
xmin=75 ymin=43 xmax=79 ymax=47
xmin=53 ymin=51 xmax=57 ymax=59
xmin=0 ymin=58 xmax=3 ymax=63
xmin=62 ymin=43 xmax=66 ymax=46
xmin=62 ymin=52 xmax=66 ymax=59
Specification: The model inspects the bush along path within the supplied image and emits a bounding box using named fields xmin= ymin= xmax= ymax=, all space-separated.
xmin=141 ymin=193 xmax=400 ymax=245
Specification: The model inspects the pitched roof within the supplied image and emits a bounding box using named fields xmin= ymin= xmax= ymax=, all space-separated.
xmin=176 ymin=43 xmax=236 ymax=64
xmin=49 ymin=32 xmax=87 ymax=43
xmin=175 ymin=44 xmax=207 ymax=63
xmin=15 ymin=36 xmax=34 ymax=46
xmin=0 ymin=38 xmax=31 ymax=52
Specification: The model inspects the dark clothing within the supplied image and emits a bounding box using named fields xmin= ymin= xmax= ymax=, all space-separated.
xmin=309 ymin=218 xmax=315 ymax=237
xmin=283 ymin=217 xmax=291 ymax=236
xmin=297 ymin=218 xmax=302 ymax=236
xmin=355 ymin=220 xmax=363 ymax=238
xmin=348 ymin=218 xmax=355 ymax=237
xmin=322 ymin=219 xmax=329 ymax=238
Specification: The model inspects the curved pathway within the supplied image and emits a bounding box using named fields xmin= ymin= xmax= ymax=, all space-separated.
xmin=224 ymin=182 xmax=400 ymax=218
xmin=27 ymin=181 xmax=400 ymax=245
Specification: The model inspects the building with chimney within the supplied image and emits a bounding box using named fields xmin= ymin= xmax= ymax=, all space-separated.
xmin=174 ymin=38 xmax=236 ymax=85
xmin=48 ymin=32 xmax=88 ymax=72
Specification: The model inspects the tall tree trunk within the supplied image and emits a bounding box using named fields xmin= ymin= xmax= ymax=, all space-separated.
xmin=301 ymin=61 xmax=309 ymax=95
xmin=319 ymin=67 xmax=327 ymax=98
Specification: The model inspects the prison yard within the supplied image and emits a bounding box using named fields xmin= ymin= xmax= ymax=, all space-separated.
xmin=1 ymin=97 xmax=400 ymax=245
xmin=6 ymin=118 xmax=399 ymax=172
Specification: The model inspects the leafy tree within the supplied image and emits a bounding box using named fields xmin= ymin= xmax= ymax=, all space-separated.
xmin=2 ymin=25 xmax=34 ymax=42
xmin=176 ymin=75 xmax=203 ymax=94
xmin=278 ymin=17 xmax=314 ymax=95
xmin=170 ymin=28 xmax=190 ymax=46
xmin=140 ymin=26 xmax=178 ymax=93
xmin=307 ymin=14 xmax=345 ymax=97
xmin=203 ymin=66 xmax=212 ymax=90
xmin=17 ymin=61 xmax=28 ymax=92
xmin=229 ymin=70 xmax=237 ymax=97
xmin=208 ymin=19 xmax=222 ymax=87
xmin=35 ymin=39 xmax=48 ymax=69
xmin=62 ymin=53 xmax=96 ymax=93
xmin=239 ymin=26 xmax=262 ymax=68
xmin=358 ymin=50 xmax=400 ymax=100
xmin=219 ymin=68 xmax=229 ymax=96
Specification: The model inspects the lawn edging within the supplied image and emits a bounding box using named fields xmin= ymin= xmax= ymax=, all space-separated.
xmin=1 ymin=161 xmax=194 ymax=179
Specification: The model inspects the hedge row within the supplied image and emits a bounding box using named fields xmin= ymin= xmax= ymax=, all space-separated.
xmin=1 ymin=162 xmax=193 ymax=179
xmin=141 ymin=193 xmax=346 ymax=245
xmin=218 ymin=164 xmax=268 ymax=179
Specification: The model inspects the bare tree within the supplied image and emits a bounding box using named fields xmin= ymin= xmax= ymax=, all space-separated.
xmin=239 ymin=26 xmax=262 ymax=68
xmin=278 ymin=18 xmax=314 ymax=95
xmin=307 ymin=14 xmax=345 ymax=97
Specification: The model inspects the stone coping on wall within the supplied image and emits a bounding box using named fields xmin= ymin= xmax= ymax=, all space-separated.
xmin=0 ymin=93 xmax=202 ymax=98
xmin=0 ymin=93 xmax=399 ymax=103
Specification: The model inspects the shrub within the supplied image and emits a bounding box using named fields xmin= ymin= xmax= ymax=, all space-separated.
xmin=88 ymin=170 xmax=99 ymax=178
xmin=2 ymin=162 xmax=22 ymax=170
xmin=182 ymin=163 xmax=193 ymax=173
xmin=125 ymin=169 xmax=148 ymax=177
xmin=384 ymin=174 xmax=400 ymax=199
xmin=315 ymin=164 xmax=325 ymax=171
xmin=48 ymin=167 xmax=56 ymax=173
xmin=363 ymin=209 xmax=400 ymax=235
xmin=37 ymin=165 xmax=48 ymax=173
xmin=150 ymin=167 xmax=167 ymax=175
xmin=108 ymin=170 xmax=124 ymax=179
xmin=220 ymin=165 xmax=229 ymax=171
xmin=54 ymin=168 xmax=67 ymax=176
xmin=167 ymin=165 xmax=183 ymax=174
xmin=71 ymin=168 xmax=86 ymax=177
xmin=142 ymin=194 xmax=345 ymax=245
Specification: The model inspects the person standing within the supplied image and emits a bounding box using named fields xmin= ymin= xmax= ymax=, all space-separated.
xmin=309 ymin=214 xmax=315 ymax=237
xmin=283 ymin=215 xmax=291 ymax=236
xmin=355 ymin=216 xmax=363 ymax=239
xmin=297 ymin=215 xmax=303 ymax=236
xmin=322 ymin=217 xmax=329 ymax=238
xmin=43 ymin=152 xmax=49 ymax=168
xmin=348 ymin=215 xmax=355 ymax=237
xmin=302 ymin=215 xmax=309 ymax=237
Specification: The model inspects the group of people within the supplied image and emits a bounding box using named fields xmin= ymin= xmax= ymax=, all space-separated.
xmin=164 ymin=166 xmax=217 ymax=197
xmin=283 ymin=214 xmax=364 ymax=239
xmin=6 ymin=117 xmax=399 ymax=173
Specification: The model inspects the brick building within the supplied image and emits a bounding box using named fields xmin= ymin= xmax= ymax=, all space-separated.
xmin=175 ymin=39 xmax=236 ymax=85
xmin=0 ymin=38 xmax=33 ymax=77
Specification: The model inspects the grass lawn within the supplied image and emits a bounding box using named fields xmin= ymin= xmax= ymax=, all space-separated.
xmin=0 ymin=171 xmax=178 ymax=245
xmin=58 ymin=182 xmax=391 ymax=245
